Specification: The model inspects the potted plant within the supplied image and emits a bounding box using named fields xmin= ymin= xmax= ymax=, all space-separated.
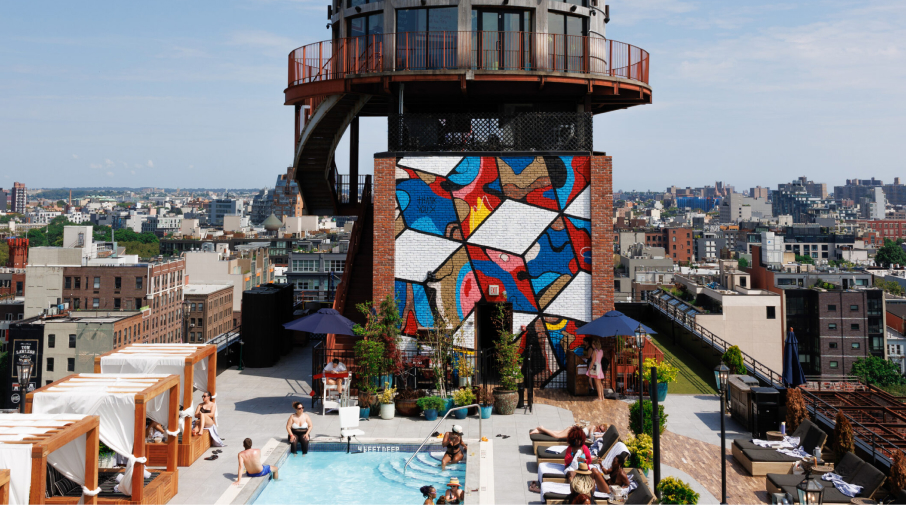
xmin=657 ymin=476 xmax=700 ymax=504
xmin=353 ymin=339 xmax=387 ymax=415
xmin=421 ymin=309 xmax=457 ymax=413
xmin=99 ymin=442 xmax=115 ymax=468
xmin=456 ymin=353 xmax=474 ymax=388
xmin=357 ymin=390 xmax=376 ymax=418
xmin=637 ymin=357 xmax=679 ymax=402
xmin=477 ymin=385 xmax=493 ymax=419
xmin=492 ymin=302 xmax=523 ymax=415
xmin=378 ymin=382 xmax=397 ymax=420
xmin=417 ymin=396 xmax=445 ymax=421
xmin=395 ymin=388 xmax=424 ymax=417
xmin=355 ymin=295 xmax=404 ymax=380
xmin=451 ymin=388 xmax=475 ymax=420
xmin=624 ymin=433 xmax=653 ymax=477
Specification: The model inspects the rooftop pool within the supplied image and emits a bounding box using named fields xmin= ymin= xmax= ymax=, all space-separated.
xmin=253 ymin=444 xmax=467 ymax=505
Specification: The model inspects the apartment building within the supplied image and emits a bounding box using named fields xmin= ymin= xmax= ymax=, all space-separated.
xmin=10 ymin=182 xmax=27 ymax=214
xmin=642 ymin=228 xmax=694 ymax=264
xmin=210 ymin=199 xmax=242 ymax=226
xmin=183 ymin=245 xmax=273 ymax=313
xmin=273 ymin=167 xmax=304 ymax=220
xmin=285 ymin=251 xmax=346 ymax=301
xmin=184 ymin=284 xmax=234 ymax=343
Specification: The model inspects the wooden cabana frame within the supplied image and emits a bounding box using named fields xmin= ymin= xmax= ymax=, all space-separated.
xmin=26 ymin=374 xmax=180 ymax=505
xmin=0 ymin=468 xmax=9 ymax=505
xmin=0 ymin=415 xmax=100 ymax=505
xmin=93 ymin=344 xmax=217 ymax=467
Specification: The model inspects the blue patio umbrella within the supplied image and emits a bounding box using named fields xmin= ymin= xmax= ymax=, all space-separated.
xmin=783 ymin=328 xmax=807 ymax=388
xmin=575 ymin=310 xmax=656 ymax=338
xmin=283 ymin=308 xmax=356 ymax=336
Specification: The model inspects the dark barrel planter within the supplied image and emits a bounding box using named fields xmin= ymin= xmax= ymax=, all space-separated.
xmin=494 ymin=389 xmax=518 ymax=415
xmin=655 ymin=383 xmax=668 ymax=402
xmin=395 ymin=399 xmax=420 ymax=417
xmin=424 ymin=408 xmax=438 ymax=421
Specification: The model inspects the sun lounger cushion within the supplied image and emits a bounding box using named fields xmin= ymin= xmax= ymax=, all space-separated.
xmin=834 ymin=452 xmax=864 ymax=480
xmin=541 ymin=481 xmax=610 ymax=501
xmin=848 ymin=463 xmax=886 ymax=498
xmin=531 ymin=432 xmax=592 ymax=444
xmin=766 ymin=473 xmax=809 ymax=489
xmin=626 ymin=468 xmax=655 ymax=505
xmin=890 ymin=489 xmax=906 ymax=504
xmin=732 ymin=439 xmax=764 ymax=451
xmin=592 ymin=425 xmax=620 ymax=458
xmin=741 ymin=448 xmax=801 ymax=463
xmin=778 ymin=484 xmax=854 ymax=504
xmin=801 ymin=426 xmax=827 ymax=454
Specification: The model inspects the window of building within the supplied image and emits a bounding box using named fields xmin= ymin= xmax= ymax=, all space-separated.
xmin=114 ymin=277 xmax=121 ymax=290
xmin=65 ymin=277 xmax=71 ymax=289
xmin=829 ymin=342 xmax=838 ymax=349
xmin=766 ymin=306 xmax=775 ymax=319
xmin=830 ymin=361 xmax=838 ymax=368
xmin=67 ymin=358 xmax=75 ymax=372
xmin=46 ymin=357 xmax=54 ymax=371
xmin=135 ymin=298 xmax=143 ymax=310
xmin=851 ymin=323 xmax=860 ymax=330
xmin=325 ymin=260 xmax=345 ymax=272
xmin=850 ymin=304 xmax=859 ymax=311
xmin=292 ymin=259 xmax=319 ymax=272
xmin=852 ymin=342 xmax=860 ymax=349
xmin=114 ymin=298 xmax=121 ymax=309
xmin=48 ymin=334 xmax=55 ymax=348
xmin=614 ymin=280 xmax=621 ymax=291
xmin=828 ymin=323 xmax=837 ymax=330
xmin=92 ymin=298 xmax=99 ymax=309
xmin=198 ymin=303 xmax=204 ymax=312
xmin=93 ymin=277 xmax=100 ymax=289
xmin=136 ymin=277 xmax=143 ymax=290
xmin=73 ymin=298 xmax=80 ymax=309
xmin=69 ymin=334 xmax=76 ymax=348
xmin=828 ymin=304 xmax=836 ymax=311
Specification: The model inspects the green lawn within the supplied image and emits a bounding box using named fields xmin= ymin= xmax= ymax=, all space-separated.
xmin=648 ymin=330 xmax=718 ymax=395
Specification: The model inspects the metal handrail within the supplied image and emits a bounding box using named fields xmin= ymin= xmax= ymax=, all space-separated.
xmin=404 ymin=404 xmax=482 ymax=475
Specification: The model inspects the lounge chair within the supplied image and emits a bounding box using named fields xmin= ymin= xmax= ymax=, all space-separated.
xmin=765 ymin=452 xmax=865 ymax=495
xmin=732 ymin=419 xmax=814 ymax=452
xmin=536 ymin=425 xmax=619 ymax=465
xmin=542 ymin=468 xmax=655 ymax=504
xmin=774 ymin=456 xmax=886 ymax=503
xmin=732 ymin=419 xmax=827 ymax=476
xmin=531 ymin=427 xmax=598 ymax=456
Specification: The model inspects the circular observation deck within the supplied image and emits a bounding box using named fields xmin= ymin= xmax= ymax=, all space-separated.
xmin=284 ymin=31 xmax=651 ymax=116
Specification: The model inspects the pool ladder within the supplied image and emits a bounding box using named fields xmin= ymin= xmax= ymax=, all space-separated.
xmin=403 ymin=404 xmax=482 ymax=475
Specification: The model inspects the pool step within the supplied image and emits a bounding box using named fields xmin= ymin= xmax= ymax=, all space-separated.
xmin=375 ymin=455 xmax=467 ymax=490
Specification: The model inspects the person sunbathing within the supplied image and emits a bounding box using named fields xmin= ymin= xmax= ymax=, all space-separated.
xmin=530 ymin=423 xmax=607 ymax=439
xmin=590 ymin=450 xmax=631 ymax=494
xmin=441 ymin=425 xmax=467 ymax=471
xmin=193 ymin=392 xmax=216 ymax=436
xmin=145 ymin=419 xmax=166 ymax=442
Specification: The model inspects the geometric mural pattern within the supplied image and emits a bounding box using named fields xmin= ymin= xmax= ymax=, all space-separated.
xmin=394 ymin=155 xmax=593 ymax=380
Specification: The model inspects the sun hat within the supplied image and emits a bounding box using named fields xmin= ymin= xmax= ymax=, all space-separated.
xmin=447 ymin=477 xmax=461 ymax=488
xmin=452 ymin=425 xmax=463 ymax=434
xmin=575 ymin=461 xmax=592 ymax=475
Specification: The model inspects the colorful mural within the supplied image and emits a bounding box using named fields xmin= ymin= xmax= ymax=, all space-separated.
xmin=394 ymin=155 xmax=593 ymax=380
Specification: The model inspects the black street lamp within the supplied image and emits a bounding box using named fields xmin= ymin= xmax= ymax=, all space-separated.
xmin=634 ymin=324 xmax=647 ymax=432
xmin=796 ymin=472 xmax=825 ymax=505
xmin=16 ymin=355 xmax=33 ymax=414
xmin=714 ymin=364 xmax=729 ymax=505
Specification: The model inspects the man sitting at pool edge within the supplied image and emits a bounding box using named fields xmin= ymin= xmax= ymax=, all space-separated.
xmin=235 ymin=438 xmax=278 ymax=484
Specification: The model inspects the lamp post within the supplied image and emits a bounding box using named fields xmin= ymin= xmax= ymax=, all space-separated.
xmin=634 ymin=324 xmax=647 ymax=433
xmin=714 ymin=364 xmax=729 ymax=505
xmin=16 ymin=355 xmax=33 ymax=414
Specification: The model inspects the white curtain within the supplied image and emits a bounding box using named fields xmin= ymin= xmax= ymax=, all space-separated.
xmin=0 ymin=444 xmax=32 ymax=505
xmin=32 ymin=393 xmax=141 ymax=496
xmin=100 ymin=353 xmax=211 ymax=403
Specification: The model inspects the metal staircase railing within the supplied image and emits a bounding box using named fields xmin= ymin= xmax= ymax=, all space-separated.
xmin=404 ymin=404 xmax=482 ymax=475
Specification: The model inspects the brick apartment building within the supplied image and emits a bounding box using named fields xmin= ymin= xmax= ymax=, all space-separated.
xmin=0 ymin=238 xmax=28 ymax=299
xmin=644 ymin=228 xmax=693 ymax=264
xmin=60 ymin=258 xmax=186 ymax=344
xmin=184 ymin=284 xmax=234 ymax=343
xmin=859 ymin=220 xmax=906 ymax=242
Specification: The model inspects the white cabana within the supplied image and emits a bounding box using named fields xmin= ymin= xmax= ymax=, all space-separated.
xmin=27 ymin=374 xmax=180 ymax=505
xmin=94 ymin=344 xmax=217 ymax=467
xmin=0 ymin=414 xmax=100 ymax=505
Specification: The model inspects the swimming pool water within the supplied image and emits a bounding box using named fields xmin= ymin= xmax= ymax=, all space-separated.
xmin=253 ymin=450 xmax=467 ymax=504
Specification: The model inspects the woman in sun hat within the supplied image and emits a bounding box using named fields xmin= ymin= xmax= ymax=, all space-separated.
xmin=444 ymin=477 xmax=464 ymax=504
xmin=567 ymin=461 xmax=597 ymax=503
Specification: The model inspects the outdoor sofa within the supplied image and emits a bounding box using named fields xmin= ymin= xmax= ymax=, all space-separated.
xmin=542 ymin=468 xmax=655 ymax=504
xmin=732 ymin=419 xmax=828 ymax=476
xmin=765 ymin=452 xmax=886 ymax=504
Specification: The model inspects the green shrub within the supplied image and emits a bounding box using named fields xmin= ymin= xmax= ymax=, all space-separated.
xmin=416 ymin=396 xmax=445 ymax=411
xmin=629 ymin=400 xmax=667 ymax=436
xmin=722 ymin=345 xmax=746 ymax=375
xmin=452 ymin=388 xmax=476 ymax=406
xmin=624 ymin=433 xmax=653 ymax=472
xmin=657 ymin=476 xmax=700 ymax=505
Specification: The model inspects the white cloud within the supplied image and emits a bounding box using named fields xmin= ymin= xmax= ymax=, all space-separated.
xmin=89 ymin=163 xmax=102 ymax=169
xmin=71 ymin=154 xmax=78 ymax=159
xmin=147 ymin=160 xmax=154 ymax=168
xmin=105 ymin=158 xmax=114 ymax=167
xmin=130 ymin=170 xmax=136 ymax=175
xmin=134 ymin=164 xmax=142 ymax=169
xmin=105 ymin=171 xmax=114 ymax=177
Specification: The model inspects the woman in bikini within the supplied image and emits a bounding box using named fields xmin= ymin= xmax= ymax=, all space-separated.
xmin=192 ymin=392 xmax=216 ymax=436
xmin=285 ymin=401 xmax=313 ymax=456
xmin=529 ymin=423 xmax=608 ymax=439
xmin=441 ymin=428 xmax=467 ymax=471
xmin=589 ymin=451 xmax=631 ymax=494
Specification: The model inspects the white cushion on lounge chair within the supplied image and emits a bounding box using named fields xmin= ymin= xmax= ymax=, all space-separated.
xmin=339 ymin=407 xmax=364 ymax=438
xmin=538 ymin=462 xmax=566 ymax=483
xmin=541 ymin=481 xmax=610 ymax=500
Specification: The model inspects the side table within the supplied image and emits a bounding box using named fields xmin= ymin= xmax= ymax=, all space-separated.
xmin=766 ymin=431 xmax=784 ymax=441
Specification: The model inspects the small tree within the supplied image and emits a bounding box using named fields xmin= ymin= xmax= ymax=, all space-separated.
xmin=421 ymin=309 xmax=457 ymax=399
xmin=833 ymin=411 xmax=855 ymax=464
xmin=891 ymin=451 xmax=906 ymax=493
xmin=737 ymin=257 xmax=749 ymax=269
xmin=355 ymin=295 xmax=403 ymax=376
xmin=851 ymin=356 xmax=906 ymax=387
xmin=722 ymin=345 xmax=746 ymax=375
xmin=493 ymin=302 xmax=523 ymax=391
xmin=786 ymin=387 xmax=808 ymax=433
xmin=353 ymin=339 xmax=387 ymax=394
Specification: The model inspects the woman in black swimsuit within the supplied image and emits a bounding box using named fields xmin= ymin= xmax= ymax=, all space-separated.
xmin=193 ymin=392 xmax=216 ymax=436
xmin=441 ymin=428 xmax=467 ymax=471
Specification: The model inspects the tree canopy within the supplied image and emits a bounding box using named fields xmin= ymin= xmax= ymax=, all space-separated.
xmin=876 ymin=239 xmax=906 ymax=268
xmin=851 ymin=356 xmax=906 ymax=387
xmin=794 ymin=254 xmax=815 ymax=264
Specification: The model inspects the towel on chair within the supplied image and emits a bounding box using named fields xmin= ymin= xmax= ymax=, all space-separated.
xmin=538 ymin=462 xmax=566 ymax=483
xmin=205 ymin=424 xmax=225 ymax=447
xmin=540 ymin=481 xmax=610 ymax=500
xmin=822 ymin=472 xmax=863 ymax=498
xmin=545 ymin=445 xmax=568 ymax=454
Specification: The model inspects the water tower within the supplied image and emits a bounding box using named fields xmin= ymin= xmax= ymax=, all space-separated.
xmin=285 ymin=0 xmax=650 ymax=380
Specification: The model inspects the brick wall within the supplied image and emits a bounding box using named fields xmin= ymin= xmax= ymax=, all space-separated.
xmin=372 ymin=155 xmax=397 ymax=304
xmin=591 ymin=154 xmax=613 ymax=318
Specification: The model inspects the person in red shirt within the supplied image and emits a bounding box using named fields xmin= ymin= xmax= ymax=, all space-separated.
xmin=564 ymin=426 xmax=592 ymax=483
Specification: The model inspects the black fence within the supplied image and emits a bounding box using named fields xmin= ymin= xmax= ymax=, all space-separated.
xmin=388 ymin=112 xmax=593 ymax=152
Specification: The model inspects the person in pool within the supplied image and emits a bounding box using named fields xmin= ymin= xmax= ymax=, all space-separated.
xmin=285 ymin=401 xmax=313 ymax=456
xmin=441 ymin=425 xmax=467 ymax=471
xmin=444 ymin=477 xmax=464 ymax=504
xmin=235 ymin=438 xmax=278 ymax=484
xmin=419 ymin=485 xmax=438 ymax=505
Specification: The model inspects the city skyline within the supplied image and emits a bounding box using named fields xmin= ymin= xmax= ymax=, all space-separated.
xmin=1 ymin=0 xmax=904 ymax=190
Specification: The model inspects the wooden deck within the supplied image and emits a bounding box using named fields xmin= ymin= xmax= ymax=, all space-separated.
xmin=45 ymin=470 xmax=178 ymax=505
xmin=144 ymin=431 xmax=211 ymax=467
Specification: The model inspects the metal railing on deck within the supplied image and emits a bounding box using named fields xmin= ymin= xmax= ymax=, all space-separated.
xmin=330 ymin=175 xmax=371 ymax=327
xmin=206 ymin=328 xmax=240 ymax=352
xmin=288 ymin=32 xmax=649 ymax=86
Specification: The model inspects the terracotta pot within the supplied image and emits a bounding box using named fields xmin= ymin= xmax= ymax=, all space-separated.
xmin=494 ymin=388 xmax=518 ymax=415
xmin=395 ymin=398 xmax=420 ymax=417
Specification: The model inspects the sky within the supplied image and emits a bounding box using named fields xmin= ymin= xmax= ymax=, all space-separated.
xmin=1 ymin=0 xmax=904 ymax=192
